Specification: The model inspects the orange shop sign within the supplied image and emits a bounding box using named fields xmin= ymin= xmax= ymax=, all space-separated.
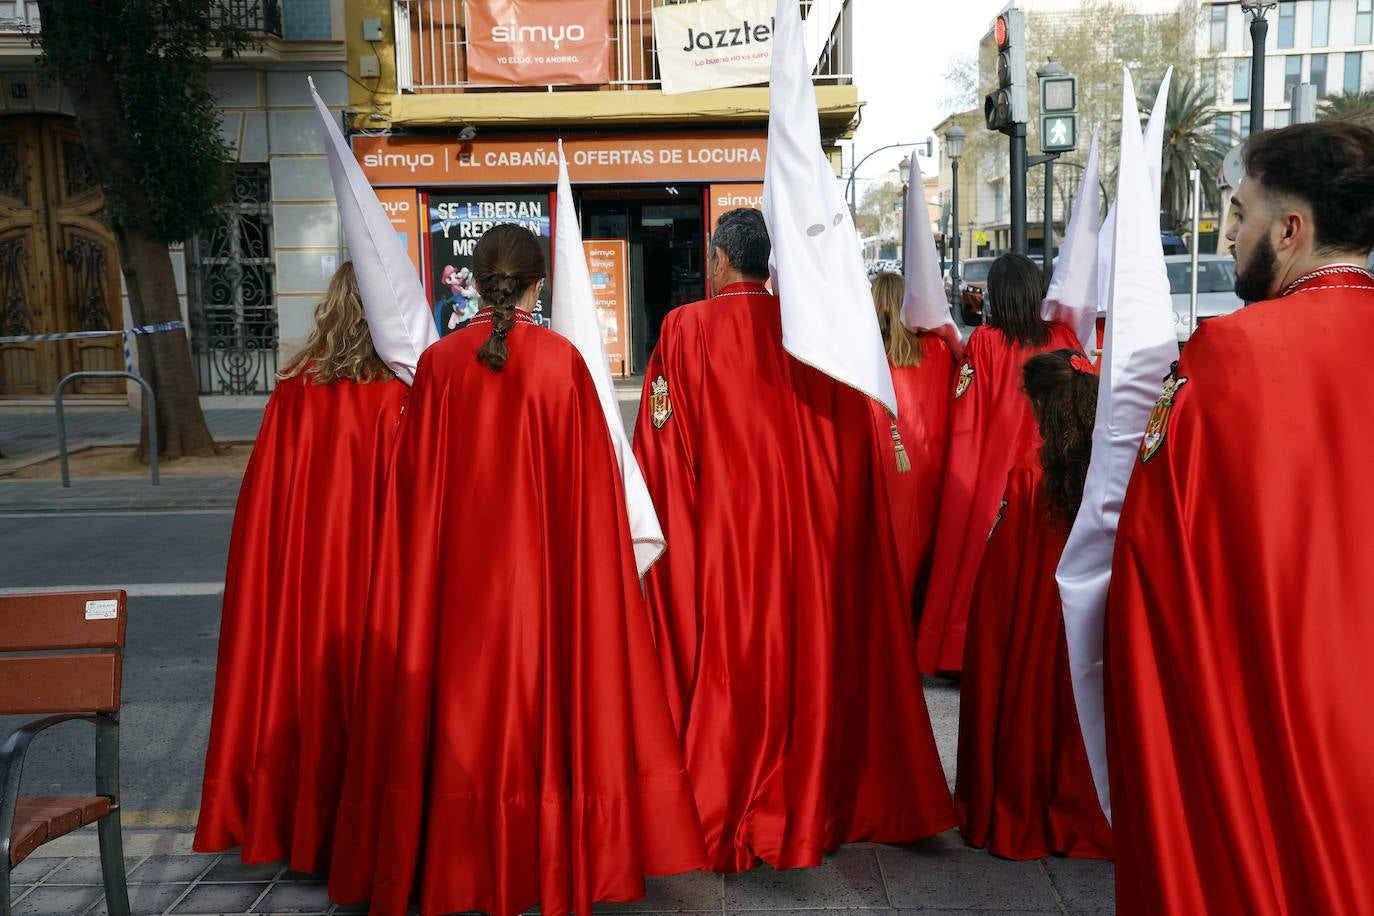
xmin=355 ymin=132 xmax=767 ymax=186
xmin=464 ymin=0 xmax=611 ymax=87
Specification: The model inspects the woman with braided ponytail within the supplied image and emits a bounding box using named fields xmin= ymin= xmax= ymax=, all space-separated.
xmin=330 ymin=224 xmax=707 ymax=916
xmin=954 ymin=348 xmax=1112 ymax=862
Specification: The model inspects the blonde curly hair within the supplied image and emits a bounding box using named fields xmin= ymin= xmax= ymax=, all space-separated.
xmin=278 ymin=261 xmax=395 ymax=384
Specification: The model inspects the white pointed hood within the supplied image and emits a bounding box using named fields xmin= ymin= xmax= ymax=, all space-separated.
xmin=762 ymin=0 xmax=897 ymax=417
xmin=308 ymin=78 xmax=437 ymax=384
xmin=1041 ymin=130 xmax=1101 ymax=352
xmin=901 ymin=152 xmax=963 ymax=357
xmin=550 ymin=142 xmax=666 ymax=575
xmin=1058 ymin=68 xmax=1179 ymax=822
xmin=1095 ymin=68 xmax=1173 ymax=320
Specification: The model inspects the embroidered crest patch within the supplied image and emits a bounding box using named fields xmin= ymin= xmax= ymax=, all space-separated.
xmin=987 ymin=498 xmax=1009 ymax=541
xmin=954 ymin=362 xmax=974 ymax=399
xmin=650 ymin=375 xmax=673 ymax=429
xmin=1140 ymin=371 xmax=1189 ymax=463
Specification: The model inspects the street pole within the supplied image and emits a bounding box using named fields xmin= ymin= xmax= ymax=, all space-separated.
xmin=1043 ymin=158 xmax=1054 ymax=276
xmin=1010 ymin=121 xmax=1028 ymax=255
xmin=950 ymin=157 xmax=961 ymax=291
xmin=1245 ymin=2 xmax=1275 ymax=135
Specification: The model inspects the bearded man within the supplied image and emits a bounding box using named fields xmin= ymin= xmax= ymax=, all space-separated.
xmin=1105 ymin=121 xmax=1374 ymax=914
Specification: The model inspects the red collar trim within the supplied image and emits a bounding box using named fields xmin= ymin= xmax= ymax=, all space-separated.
xmin=467 ymin=307 xmax=538 ymax=326
xmin=714 ymin=281 xmax=773 ymax=298
xmin=1280 ymin=265 xmax=1374 ymax=298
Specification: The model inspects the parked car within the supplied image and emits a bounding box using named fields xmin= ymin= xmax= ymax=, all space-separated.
xmin=1164 ymin=254 xmax=1243 ymax=343
xmin=954 ymin=257 xmax=996 ymax=326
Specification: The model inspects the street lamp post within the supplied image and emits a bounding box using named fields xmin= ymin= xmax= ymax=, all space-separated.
xmin=897 ymin=155 xmax=911 ymax=275
xmin=945 ymin=125 xmax=966 ymax=306
xmin=845 ymin=138 xmax=934 ymax=218
xmin=1242 ymin=1 xmax=1277 ymax=135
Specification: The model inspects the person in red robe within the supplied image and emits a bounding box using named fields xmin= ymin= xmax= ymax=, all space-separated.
xmin=195 ymin=262 xmax=407 ymax=872
xmin=327 ymin=225 xmax=706 ymax=916
xmin=869 ymin=270 xmax=955 ymax=614
xmin=633 ymin=208 xmax=955 ymax=874
xmin=1107 ymin=121 xmax=1374 ymax=915
xmin=956 ymin=348 xmax=1112 ymax=861
xmin=918 ymin=253 xmax=1081 ymax=675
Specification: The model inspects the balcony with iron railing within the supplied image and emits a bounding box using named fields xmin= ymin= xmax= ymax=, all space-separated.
xmin=0 ymin=0 xmax=284 ymax=37
xmin=393 ymin=0 xmax=851 ymax=94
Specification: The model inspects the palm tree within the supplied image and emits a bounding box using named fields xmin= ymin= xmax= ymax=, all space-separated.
xmin=1317 ymin=90 xmax=1374 ymax=125
xmin=1143 ymin=76 xmax=1226 ymax=232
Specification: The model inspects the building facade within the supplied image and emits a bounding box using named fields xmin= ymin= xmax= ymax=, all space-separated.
xmin=1207 ymin=0 xmax=1374 ymax=138
xmin=336 ymin=0 xmax=857 ymax=376
xmin=0 ymin=1 xmax=866 ymax=399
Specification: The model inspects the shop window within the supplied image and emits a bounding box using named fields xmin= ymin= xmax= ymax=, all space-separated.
xmin=1346 ymin=51 xmax=1365 ymax=93
xmin=187 ymin=165 xmax=278 ymax=395
xmin=1359 ymin=0 xmax=1373 ymax=45
xmin=1276 ymin=1 xmax=1295 ymax=49
xmin=1284 ymin=55 xmax=1302 ymax=103
xmin=1210 ymin=3 xmax=1228 ymax=52
xmin=1312 ymin=0 xmax=1330 ymax=47
xmin=1310 ymin=53 xmax=1328 ymax=97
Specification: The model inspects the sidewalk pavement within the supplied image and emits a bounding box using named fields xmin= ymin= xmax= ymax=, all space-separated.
xmin=1 ymin=388 xmax=1116 ymax=914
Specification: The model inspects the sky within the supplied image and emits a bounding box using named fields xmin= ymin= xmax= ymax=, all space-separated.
xmin=847 ymin=2 xmax=1009 ymax=191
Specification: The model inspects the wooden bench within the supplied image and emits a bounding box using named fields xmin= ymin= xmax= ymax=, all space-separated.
xmin=0 ymin=590 xmax=130 ymax=916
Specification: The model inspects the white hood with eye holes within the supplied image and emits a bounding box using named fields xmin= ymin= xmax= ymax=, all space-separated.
xmin=762 ymin=0 xmax=898 ymax=419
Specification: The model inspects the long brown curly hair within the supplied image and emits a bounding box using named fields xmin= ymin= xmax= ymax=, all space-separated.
xmin=1022 ymin=348 xmax=1098 ymax=522
xmin=278 ymin=261 xmax=394 ymax=384
xmin=472 ymin=224 xmax=546 ymax=372
xmin=870 ymin=271 xmax=925 ymax=368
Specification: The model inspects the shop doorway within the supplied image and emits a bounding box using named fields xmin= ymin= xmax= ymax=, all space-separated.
xmin=579 ymin=187 xmax=704 ymax=372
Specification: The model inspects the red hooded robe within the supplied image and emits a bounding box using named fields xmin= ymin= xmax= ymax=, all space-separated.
xmin=917 ymin=321 xmax=1080 ymax=674
xmin=633 ymin=282 xmax=956 ymax=874
xmin=873 ymin=335 xmax=956 ymax=615
xmin=1107 ymin=269 xmax=1374 ymax=915
xmin=328 ymin=314 xmax=706 ymax=916
xmin=195 ymin=370 xmax=406 ymax=871
xmin=956 ymin=450 xmax=1112 ymax=861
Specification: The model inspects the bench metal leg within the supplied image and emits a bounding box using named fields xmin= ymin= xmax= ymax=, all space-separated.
xmin=97 ymin=808 xmax=130 ymax=916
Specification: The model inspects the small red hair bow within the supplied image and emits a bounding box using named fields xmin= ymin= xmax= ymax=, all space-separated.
xmin=1070 ymin=353 xmax=1097 ymax=375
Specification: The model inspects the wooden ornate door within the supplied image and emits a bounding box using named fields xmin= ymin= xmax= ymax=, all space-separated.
xmin=0 ymin=116 xmax=124 ymax=396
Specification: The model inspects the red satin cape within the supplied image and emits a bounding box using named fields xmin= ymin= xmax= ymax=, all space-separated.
xmin=872 ymin=337 xmax=956 ymax=617
xmin=633 ymin=283 xmax=956 ymax=873
xmin=327 ymin=322 xmax=706 ymax=916
xmin=918 ymin=321 xmax=1080 ymax=674
xmin=955 ymin=451 xmax=1112 ymax=861
xmin=1107 ymin=273 xmax=1374 ymax=915
xmin=194 ymin=371 xmax=407 ymax=871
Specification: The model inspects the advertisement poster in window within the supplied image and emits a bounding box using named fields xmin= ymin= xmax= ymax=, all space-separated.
xmin=374 ymin=187 xmax=423 ymax=278
xmin=428 ymin=192 xmax=552 ymax=336
xmin=464 ymin=0 xmax=612 ymax=87
xmin=583 ymin=239 xmax=630 ymax=377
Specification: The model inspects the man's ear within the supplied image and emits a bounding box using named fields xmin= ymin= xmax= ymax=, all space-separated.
xmin=712 ymin=246 xmax=731 ymax=273
xmin=1275 ymin=205 xmax=1309 ymax=254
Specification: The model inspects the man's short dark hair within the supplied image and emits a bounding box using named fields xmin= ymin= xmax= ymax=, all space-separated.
xmin=1244 ymin=120 xmax=1374 ymax=254
xmin=710 ymin=208 xmax=771 ymax=279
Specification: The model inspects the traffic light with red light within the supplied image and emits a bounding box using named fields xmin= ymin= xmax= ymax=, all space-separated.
xmin=985 ymin=9 xmax=1028 ymax=134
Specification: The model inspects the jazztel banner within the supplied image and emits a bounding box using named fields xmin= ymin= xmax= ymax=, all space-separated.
xmin=464 ymin=0 xmax=611 ymax=87
xmin=652 ymin=0 xmax=776 ymax=96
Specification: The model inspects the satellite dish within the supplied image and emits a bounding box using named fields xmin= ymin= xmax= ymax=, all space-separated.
xmin=1220 ymin=143 xmax=1245 ymax=189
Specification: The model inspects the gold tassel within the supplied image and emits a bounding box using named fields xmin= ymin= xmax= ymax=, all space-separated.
xmin=890 ymin=422 xmax=911 ymax=473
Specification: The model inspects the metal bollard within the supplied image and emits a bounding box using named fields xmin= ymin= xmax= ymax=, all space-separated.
xmin=55 ymin=372 xmax=159 ymax=487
